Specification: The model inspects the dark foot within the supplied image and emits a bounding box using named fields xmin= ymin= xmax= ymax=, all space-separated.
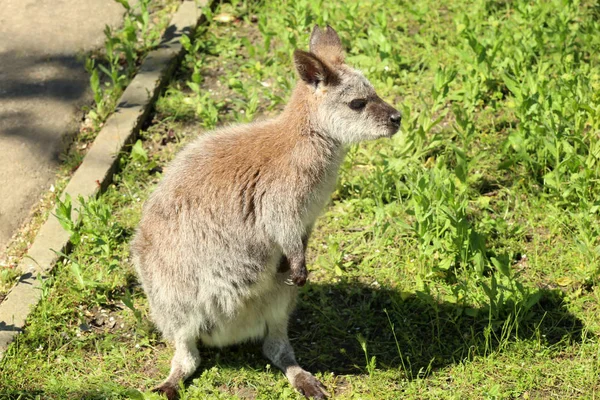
xmin=294 ymin=371 xmax=329 ymax=399
xmin=291 ymin=264 xmax=308 ymax=286
xmin=153 ymin=382 xmax=179 ymax=400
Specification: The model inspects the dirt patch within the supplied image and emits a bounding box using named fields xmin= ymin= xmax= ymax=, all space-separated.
xmin=81 ymin=305 xmax=126 ymax=333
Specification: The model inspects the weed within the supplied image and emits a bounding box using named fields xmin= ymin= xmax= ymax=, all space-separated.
xmin=2 ymin=0 xmax=600 ymax=398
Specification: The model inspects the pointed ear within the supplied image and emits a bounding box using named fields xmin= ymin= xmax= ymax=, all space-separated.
xmin=309 ymin=25 xmax=345 ymax=65
xmin=294 ymin=49 xmax=337 ymax=87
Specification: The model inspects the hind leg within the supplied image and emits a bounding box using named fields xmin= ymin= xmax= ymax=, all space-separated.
xmin=263 ymin=332 xmax=328 ymax=398
xmin=262 ymin=284 xmax=328 ymax=398
xmin=155 ymin=330 xmax=200 ymax=400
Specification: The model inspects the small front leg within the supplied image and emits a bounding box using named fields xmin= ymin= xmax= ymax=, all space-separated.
xmin=289 ymin=254 xmax=308 ymax=286
xmin=279 ymin=232 xmax=311 ymax=286
xmin=279 ymin=256 xmax=307 ymax=286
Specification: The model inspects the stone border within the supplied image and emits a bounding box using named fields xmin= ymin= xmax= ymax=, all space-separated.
xmin=0 ymin=0 xmax=210 ymax=358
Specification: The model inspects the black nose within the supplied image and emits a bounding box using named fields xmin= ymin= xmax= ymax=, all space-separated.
xmin=390 ymin=113 xmax=401 ymax=126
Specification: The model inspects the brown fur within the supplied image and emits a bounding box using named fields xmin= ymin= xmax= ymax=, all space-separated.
xmin=131 ymin=25 xmax=400 ymax=399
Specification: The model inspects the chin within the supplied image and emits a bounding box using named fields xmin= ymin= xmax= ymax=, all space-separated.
xmin=379 ymin=129 xmax=398 ymax=139
xmin=375 ymin=125 xmax=400 ymax=139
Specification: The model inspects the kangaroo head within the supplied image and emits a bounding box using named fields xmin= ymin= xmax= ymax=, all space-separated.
xmin=293 ymin=25 xmax=401 ymax=144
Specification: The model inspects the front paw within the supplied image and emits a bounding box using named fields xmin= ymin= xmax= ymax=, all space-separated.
xmin=291 ymin=264 xmax=308 ymax=286
xmin=293 ymin=371 xmax=329 ymax=399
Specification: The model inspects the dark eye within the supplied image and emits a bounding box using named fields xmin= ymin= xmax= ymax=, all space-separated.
xmin=349 ymin=98 xmax=367 ymax=110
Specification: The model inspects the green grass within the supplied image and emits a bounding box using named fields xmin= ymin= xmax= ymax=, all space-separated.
xmin=2 ymin=0 xmax=600 ymax=398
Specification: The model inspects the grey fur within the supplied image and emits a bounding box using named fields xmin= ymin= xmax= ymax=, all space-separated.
xmin=130 ymin=25 xmax=399 ymax=399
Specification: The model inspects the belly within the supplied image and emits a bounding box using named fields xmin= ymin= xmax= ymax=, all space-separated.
xmin=199 ymin=312 xmax=268 ymax=347
xmin=199 ymin=275 xmax=297 ymax=347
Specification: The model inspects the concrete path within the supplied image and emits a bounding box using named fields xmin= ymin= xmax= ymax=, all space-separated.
xmin=0 ymin=0 xmax=125 ymax=258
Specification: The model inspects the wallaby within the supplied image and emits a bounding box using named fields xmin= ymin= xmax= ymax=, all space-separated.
xmin=131 ymin=25 xmax=400 ymax=399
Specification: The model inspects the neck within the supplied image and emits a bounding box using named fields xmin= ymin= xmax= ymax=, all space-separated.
xmin=280 ymin=84 xmax=316 ymax=135
xmin=280 ymin=84 xmax=342 ymax=148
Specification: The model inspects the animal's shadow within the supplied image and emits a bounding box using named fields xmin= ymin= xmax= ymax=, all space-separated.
xmin=193 ymin=281 xmax=583 ymax=379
